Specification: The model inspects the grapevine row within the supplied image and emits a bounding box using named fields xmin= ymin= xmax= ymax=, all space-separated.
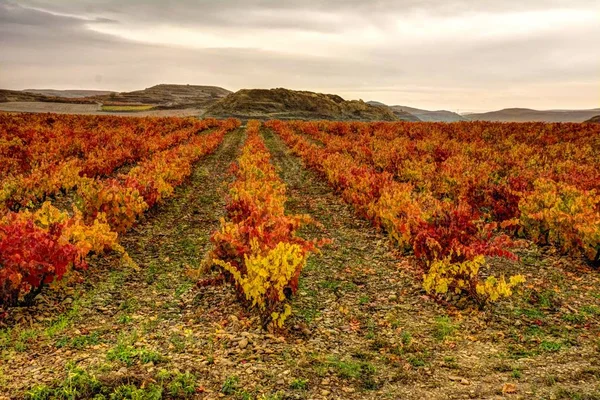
xmin=0 ymin=113 xmax=212 ymax=179
xmin=0 ymin=114 xmax=221 ymax=212
xmin=298 ymin=120 xmax=600 ymax=192
xmin=0 ymin=117 xmax=240 ymax=316
xmin=266 ymin=120 xmax=525 ymax=305
xmin=206 ymin=120 xmax=324 ymax=327
xmin=290 ymin=121 xmax=600 ymax=265
xmin=76 ymin=118 xmax=240 ymax=233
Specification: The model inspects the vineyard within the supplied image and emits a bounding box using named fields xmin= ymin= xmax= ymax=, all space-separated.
xmin=0 ymin=114 xmax=239 ymax=311
xmin=0 ymin=114 xmax=599 ymax=399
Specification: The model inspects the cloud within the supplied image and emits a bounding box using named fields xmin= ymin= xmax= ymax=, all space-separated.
xmin=0 ymin=0 xmax=598 ymax=110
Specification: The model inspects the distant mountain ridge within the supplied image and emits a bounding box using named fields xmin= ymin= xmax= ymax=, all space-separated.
xmin=24 ymin=89 xmax=115 ymax=98
xmin=0 ymin=89 xmax=52 ymax=102
xmin=205 ymin=88 xmax=400 ymax=121
xmin=91 ymin=84 xmax=232 ymax=108
xmin=367 ymin=101 xmax=465 ymax=122
xmin=585 ymin=115 xmax=600 ymax=123
xmin=392 ymin=105 xmax=467 ymax=122
xmin=1 ymin=84 xmax=232 ymax=109
xmin=2 ymin=85 xmax=599 ymax=122
xmin=366 ymin=101 xmax=420 ymax=121
xmin=465 ymin=107 xmax=600 ymax=123
xmin=0 ymin=89 xmax=97 ymax=104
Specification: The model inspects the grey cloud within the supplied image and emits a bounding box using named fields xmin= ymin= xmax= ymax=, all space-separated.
xmin=12 ymin=0 xmax=597 ymax=31
xmin=0 ymin=2 xmax=378 ymax=89
xmin=0 ymin=1 xmax=116 ymax=26
xmin=0 ymin=0 xmax=598 ymax=110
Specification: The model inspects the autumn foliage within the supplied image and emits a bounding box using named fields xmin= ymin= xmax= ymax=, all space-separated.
xmin=267 ymin=119 xmax=600 ymax=303
xmin=0 ymin=113 xmax=222 ymax=212
xmin=267 ymin=120 xmax=600 ymax=304
xmin=0 ymin=113 xmax=240 ymax=314
xmin=0 ymin=202 xmax=123 ymax=308
xmin=77 ymin=119 xmax=240 ymax=233
xmin=209 ymin=120 xmax=324 ymax=327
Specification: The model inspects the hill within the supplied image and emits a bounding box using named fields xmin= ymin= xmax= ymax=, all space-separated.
xmin=0 ymin=89 xmax=48 ymax=102
xmin=392 ymin=105 xmax=466 ymax=122
xmin=365 ymin=101 xmax=420 ymax=121
xmin=92 ymin=84 xmax=232 ymax=108
xmin=23 ymin=89 xmax=115 ymax=98
xmin=465 ymin=108 xmax=600 ymax=123
xmin=205 ymin=88 xmax=400 ymax=121
xmin=584 ymin=115 xmax=600 ymax=123
xmin=0 ymin=89 xmax=96 ymax=104
xmin=367 ymin=101 xmax=464 ymax=122
xmin=1 ymin=84 xmax=232 ymax=111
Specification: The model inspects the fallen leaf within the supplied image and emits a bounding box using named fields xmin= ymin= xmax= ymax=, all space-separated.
xmin=502 ymin=383 xmax=517 ymax=394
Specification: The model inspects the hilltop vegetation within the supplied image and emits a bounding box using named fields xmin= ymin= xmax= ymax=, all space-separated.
xmin=204 ymin=88 xmax=399 ymax=121
xmin=585 ymin=115 xmax=600 ymax=123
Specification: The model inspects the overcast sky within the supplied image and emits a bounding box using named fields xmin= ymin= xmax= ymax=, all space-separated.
xmin=1 ymin=0 xmax=598 ymax=111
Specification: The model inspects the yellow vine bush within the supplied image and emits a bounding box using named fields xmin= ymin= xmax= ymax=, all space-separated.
xmin=423 ymin=255 xmax=526 ymax=307
xmin=14 ymin=201 xmax=131 ymax=266
xmin=519 ymin=179 xmax=600 ymax=263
